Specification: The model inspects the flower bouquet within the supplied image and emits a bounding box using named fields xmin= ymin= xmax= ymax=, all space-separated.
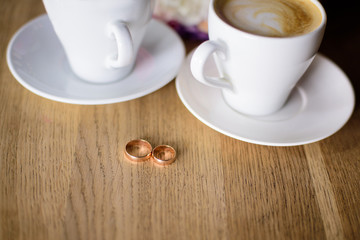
xmin=154 ymin=0 xmax=210 ymax=40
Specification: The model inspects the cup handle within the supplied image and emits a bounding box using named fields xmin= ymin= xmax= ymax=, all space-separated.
xmin=106 ymin=21 xmax=134 ymax=68
xmin=190 ymin=41 xmax=233 ymax=90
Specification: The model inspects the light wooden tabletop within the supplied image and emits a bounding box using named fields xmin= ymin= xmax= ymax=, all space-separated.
xmin=1 ymin=1 xmax=359 ymax=239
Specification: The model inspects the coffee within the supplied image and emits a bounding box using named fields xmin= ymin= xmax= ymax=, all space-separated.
xmin=214 ymin=0 xmax=322 ymax=37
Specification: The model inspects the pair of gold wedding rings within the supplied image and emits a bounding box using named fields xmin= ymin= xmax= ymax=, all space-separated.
xmin=124 ymin=139 xmax=176 ymax=166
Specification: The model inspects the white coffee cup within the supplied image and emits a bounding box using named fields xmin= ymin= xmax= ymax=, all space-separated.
xmin=191 ymin=0 xmax=326 ymax=116
xmin=43 ymin=0 xmax=154 ymax=83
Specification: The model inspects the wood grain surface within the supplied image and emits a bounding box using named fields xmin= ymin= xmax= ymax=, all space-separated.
xmin=1 ymin=0 xmax=359 ymax=239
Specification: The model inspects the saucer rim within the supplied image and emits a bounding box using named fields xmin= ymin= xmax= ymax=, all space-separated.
xmin=6 ymin=14 xmax=185 ymax=105
xmin=176 ymin=51 xmax=355 ymax=146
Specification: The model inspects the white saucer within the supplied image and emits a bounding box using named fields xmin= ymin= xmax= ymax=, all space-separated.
xmin=7 ymin=14 xmax=185 ymax=104
xmin=176 ymin=51 xmax=355 ymax=146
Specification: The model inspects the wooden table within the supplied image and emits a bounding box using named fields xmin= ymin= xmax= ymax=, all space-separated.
xmin=1 ymin=1 xmax=359 ymax=239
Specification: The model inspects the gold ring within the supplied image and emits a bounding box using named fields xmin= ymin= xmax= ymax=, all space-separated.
xmin=151 ymin=145 xmax=176 ymax=166
xmin=124 ymin=139 xmax=152 ymax=162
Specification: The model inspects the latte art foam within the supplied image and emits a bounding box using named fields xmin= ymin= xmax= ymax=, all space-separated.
xmin=216 ymin=0 xmax=322 ymax=37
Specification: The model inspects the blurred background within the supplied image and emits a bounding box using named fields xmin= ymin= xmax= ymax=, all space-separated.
xmin=318 ymin=1 xmax=359 ymax=106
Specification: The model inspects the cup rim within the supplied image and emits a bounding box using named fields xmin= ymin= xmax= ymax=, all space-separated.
xmin=210 ymin=0 xmax=327 ymax=40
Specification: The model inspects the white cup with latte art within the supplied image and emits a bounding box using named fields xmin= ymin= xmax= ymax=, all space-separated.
xmin=191 ymin=0 xmax=326 ymax=116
